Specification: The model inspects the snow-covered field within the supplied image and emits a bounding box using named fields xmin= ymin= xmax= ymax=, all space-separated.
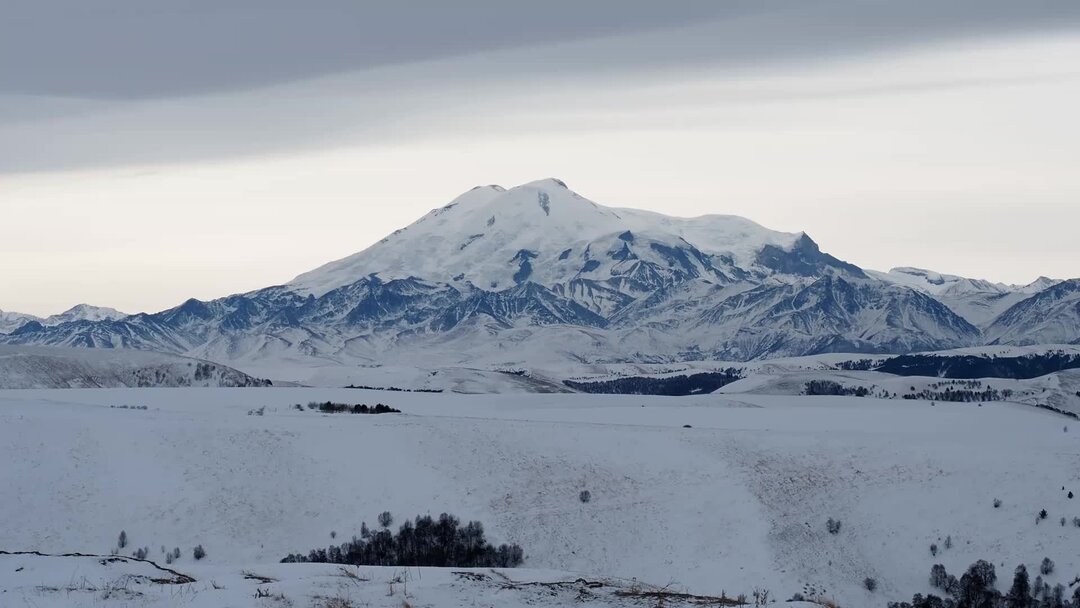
xmin=2 ymin=387 xmax=1079 ymax=607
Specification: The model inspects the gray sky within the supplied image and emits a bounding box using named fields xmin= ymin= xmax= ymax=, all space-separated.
xmin=2 ymin=0 xmax=1079 ymax=315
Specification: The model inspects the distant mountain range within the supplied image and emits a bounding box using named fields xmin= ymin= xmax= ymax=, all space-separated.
xmin=0 ymin=304 xmax=127 ymax=334
xmin=1 ymin=179 xmax=1076 ymax=379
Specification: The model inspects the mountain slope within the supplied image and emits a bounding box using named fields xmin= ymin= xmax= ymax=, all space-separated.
xmin=0 ymin=310 xmax=39 ymax=334
xmin=984 ymin=279 xmax=1080 ymax=345
xmin=1 ymin=179 xmax=1072 ymax=381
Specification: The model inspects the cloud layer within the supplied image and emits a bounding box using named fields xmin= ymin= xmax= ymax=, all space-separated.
xmin=1 ymin=1 xmax=1078 ymax=315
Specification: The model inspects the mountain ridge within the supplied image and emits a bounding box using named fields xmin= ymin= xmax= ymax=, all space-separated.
xmin=2 ymin=179 xmax=1076 ymax=380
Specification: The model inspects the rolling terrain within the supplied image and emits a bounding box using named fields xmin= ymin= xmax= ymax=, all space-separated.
xmin=1 ymin=387 xmax=1078 ymax=606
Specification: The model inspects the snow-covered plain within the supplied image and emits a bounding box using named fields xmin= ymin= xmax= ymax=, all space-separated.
xmin=1 ymin=387 xmax=1078 ymax=607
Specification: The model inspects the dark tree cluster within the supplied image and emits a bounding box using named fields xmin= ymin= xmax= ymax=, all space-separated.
xmin=901 ymin=380 xmax=1012 ymax=403
xmin=301 ymin=401 xmax=402 ymax=414
xmin=877 ymin=352 xmax=1080 ymax=380
xmin=889 ymin=560 xmax=1080 ymax=608
xmin=344 ymin=384 xmax=442 ymax=393
xmin=836 ymin=358 xmax=883 ymax=371
xmin=564 ymin=370 xmax=742 ymax=396
xmin=804 ymin=380 xmax=871 ymax=397
xmin=193 ymin=363 xmax=215 ymax=381
xmin=281 ymin=512 xmax=524 ymax=568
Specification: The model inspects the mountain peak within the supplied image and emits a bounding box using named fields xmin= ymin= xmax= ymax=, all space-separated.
xmin=519 ymin=177 xmax=568 ymax=190
xmin=1018 ymin=276 xmax=1061 ymax=294
xmin=289 ymin=179 xmax=803 ymax=297
xmin=47 ymin=304 xmax=128 ymax=324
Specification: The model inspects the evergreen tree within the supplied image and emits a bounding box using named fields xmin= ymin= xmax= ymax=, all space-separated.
xmin=930 ymin=564 xmax=949 ymax=589
xmin=1006 ymin=564 xmax=1031 ymax=608
xmin=957 ymin=560 xmax=996 ymax=608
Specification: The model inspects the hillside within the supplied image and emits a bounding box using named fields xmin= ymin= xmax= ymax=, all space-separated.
xmin=0 ymin=345 xmax=270 ymax=389
xmin=1 ymin=387 xmax=1077 ymax=607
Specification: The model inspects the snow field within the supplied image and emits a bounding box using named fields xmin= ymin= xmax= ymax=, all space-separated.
xmin=0 ymin=387 xmax=1078 ymax=606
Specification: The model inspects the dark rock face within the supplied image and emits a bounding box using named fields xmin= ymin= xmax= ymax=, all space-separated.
xmin=756 ymin=234 xmax=866 ymax=278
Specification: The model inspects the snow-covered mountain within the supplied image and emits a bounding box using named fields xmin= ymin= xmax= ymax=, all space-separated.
xmin=0 ymin=310 xmax=39 ymax=334
xmin=0 ymin=304 xmax=128 ymax=333
xmin=984 ymin=279 xmax=1080 ymax=346
xmin=1 ymin=179 xmax=1075 ymax=379
xmin=43 ymin=303 xmax=129 ymax=325
xmin=867 ymin=267 xmax=1060 ymax=327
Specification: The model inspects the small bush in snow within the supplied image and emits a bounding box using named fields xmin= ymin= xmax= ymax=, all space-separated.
xmin=943 ymin=535 xmax=952 ymax=550
xmin=193 ymin=545 xmax=206 ymax=560
xmin=930 ymin=543 xmax=938 ymax=557
xmin=133 ymin=547 xmax=148 ymax=559
xmin=579 ymin=490 xmax=591 ymax=503
xmin=1038 ymin=508 xmax=1048 ymax=521
xmin=1040 ymin=557 xmax=1054 ymax=575
xmin=1061 ymin=517 xmax=1067 ymax=527
xmin=118 ymin=530 xmax=127 ymax=549
xmin=864 ymin=577 xmax=877 ymax=592
xmin=1072 ymin=517 xmax=1080 ymax=528
xmin=993 ymin=498 xmax=1002 ymax=508
xmin=173 ymin=547 xmax=181 ymax=560
xmin=165 ymin=553 xmax=174 ymax=564
xmin=826 ymin=517 xmax=841 ymax=535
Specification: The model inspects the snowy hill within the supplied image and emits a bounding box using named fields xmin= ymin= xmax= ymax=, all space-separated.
xmin=2 ymin=179 xmax=1076 ymax=381
xmin=0 ymin=345 xmax=270 ymax=389
xmin=1 ymin=387 xmax=1078 ymax=607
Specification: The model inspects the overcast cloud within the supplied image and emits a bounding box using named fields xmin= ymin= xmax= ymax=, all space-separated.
xmin=1 ymin=0 xmax=1078 ymax=315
